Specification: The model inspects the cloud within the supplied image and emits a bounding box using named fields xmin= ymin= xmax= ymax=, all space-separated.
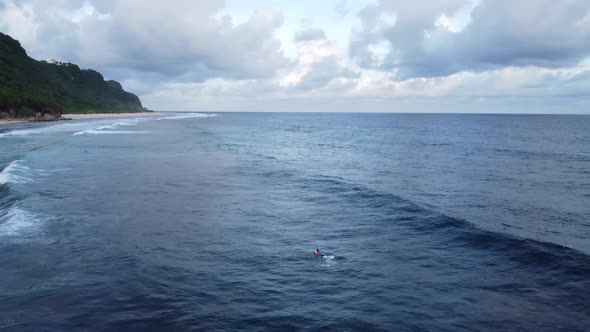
xmin=110 ymin=1 xmax=288 ymax=79
xmin=453 ymin=1 xmax=590 ymax=69
xmin=335 ymin=0 xmax=350 ymax=16
xmin=351 ymin=0 xmax=590 ymax=79
xmin=1 ymin=0 xmax=590 ymax=113
xmin=296 ymin=55 xmax=358 ymax=90
xmin=0 ymin=0 xmax=39 ymax=45
xmin=280 ymin=33 xmax=360 ymax=93
xmin=295 ymin=27 xmax=326 ymax=42
xmin=0 ymin=0 xmax=289 ymax=82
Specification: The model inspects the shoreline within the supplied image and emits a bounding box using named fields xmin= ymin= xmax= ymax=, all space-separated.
xmin=0 ymin=112 xmax=157 ymax=125
xmin=0 ymin=119 xmax=30 ymax=125
xmin=65 ymin=112 xmax=157 ymax=120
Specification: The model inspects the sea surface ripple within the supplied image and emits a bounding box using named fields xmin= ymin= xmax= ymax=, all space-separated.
xmin=0 ymin=113 xmax=589 ymax=331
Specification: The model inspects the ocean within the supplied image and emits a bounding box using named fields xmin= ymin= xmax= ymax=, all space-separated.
xmin=0 ymin=113 xmax=589 ymax=331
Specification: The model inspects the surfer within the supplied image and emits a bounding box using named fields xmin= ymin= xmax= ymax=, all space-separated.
xmin=315 ymin=249 xmax=324 ymax=257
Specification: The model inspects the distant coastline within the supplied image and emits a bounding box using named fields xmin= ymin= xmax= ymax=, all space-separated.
xmin=0 ymin=119 xmax=29 ymax=125
xmin=0 ymin=32 xmax=149 ymax=122
xmin=0 ymin=112 xmax=157 ymax=125
xmin=65 ymin=112 xmax=157 ymax=120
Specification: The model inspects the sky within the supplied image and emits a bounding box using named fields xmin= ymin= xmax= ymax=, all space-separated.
xmin=1 ymin=0 xmax=590 ymax=113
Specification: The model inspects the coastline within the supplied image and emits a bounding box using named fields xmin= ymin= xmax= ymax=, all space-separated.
xmin=0 ymin=119 xmax=29 ymax=125
xmin=0 ymin=112 xmax=157 ymax=125
xmin=65 ymin=112 xmax=157 ymax=120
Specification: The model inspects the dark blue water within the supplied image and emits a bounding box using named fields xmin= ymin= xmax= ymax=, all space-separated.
xmin=1 ymin=113 xmax=589 ymax=331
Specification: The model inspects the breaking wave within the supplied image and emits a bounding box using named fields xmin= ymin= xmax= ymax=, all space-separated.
xmin=73 ymin=130 xmax=149 ymax=136
xmin=1 ymin=114 xmax=215 ymax=138
xmin=0 ymin=160 xmax=33 ymax=186
xmin=71 ymin=118 xmax=148 ymax=136
xmin=157 ymin=113 xmax=217 ymax=120
xmin=0 ymin=118 xmax=147 ymax=138
xmin=0 ymin=204 xmax=40 ymax=237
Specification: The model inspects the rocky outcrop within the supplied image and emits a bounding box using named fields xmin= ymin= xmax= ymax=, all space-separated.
xmin=0 ymin=107 xmax=62 ymax=122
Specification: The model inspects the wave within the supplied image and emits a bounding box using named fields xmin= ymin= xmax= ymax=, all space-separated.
xmin=110 ymin=121 xmax=140 ymax=127
xmin=73 ymin=130 xmax=149 ymax=136
xmin=0 ymin=160 xmax=55 ymax=238
xmin=97 ymin=122 xmax=138 ymax=130
xmin=72 ymin=118 xmax=148 ymax=136
xmin=0 ymin=160 xmax=69 ymax=189
xmin=0 ymin=122 xmax=102 ymax=137
xmin=157 ymin=113 xmax=217 ymax=120
xmin=0 ymin=160 xmax=33 ymax=186
xmin=275 ymin=172 xmax=590 ymax=276
xmin=0 ymin=117 xmax=146 ymax=138
xmin=494 ymin=148 xmax=590 ymax=163
xmin=0 ymin=204 xmax=40 ymax=237
xmin=1 ymin=113 xmax=214 ymax=138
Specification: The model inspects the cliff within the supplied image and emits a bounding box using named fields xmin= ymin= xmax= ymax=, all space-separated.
xmin=0 ymin=32 xmax=147 ymax=120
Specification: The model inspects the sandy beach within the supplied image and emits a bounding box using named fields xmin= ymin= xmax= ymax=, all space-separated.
xmin=0 ymin=119 xmax=29 ymax=125
xmin=0 ymin=112 xmax=157 ymax=126
xmin=65 ymin=112 xmax=157 ymax=120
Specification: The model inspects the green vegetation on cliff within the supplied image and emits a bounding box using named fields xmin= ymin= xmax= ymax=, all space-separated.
xmin=0 ymin=32 xmax=147 ymax=119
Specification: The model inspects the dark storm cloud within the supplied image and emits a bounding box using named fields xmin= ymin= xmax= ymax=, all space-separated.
xmin=351 ymin=0 xmax=590 ymax=79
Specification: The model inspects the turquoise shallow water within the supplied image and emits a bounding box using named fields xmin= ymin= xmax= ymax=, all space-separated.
xmin=1 ymin=113 xmax=589 ymax=331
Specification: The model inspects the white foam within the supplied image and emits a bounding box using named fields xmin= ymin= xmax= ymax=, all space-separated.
xmin=0 ymin=122 xmax=101 ymax=137
xmin=73 ymin=129 xmax=148 ymax=136
xmin=71 ymin=118 xmax=148 ymax=136
xmin=0 ymin=205 xmax=39 ymax=236
xmin=0 ymin=160 xmax=33 ymax=186
xmin=97 ymin=124 xmax=118 ymax=130
xmin=112 ymin=121 xmax=138 ymax=126
xmin=1 ymin=114 xmax=212 ymax=138
xmin=0 ymin=160 xmax=69 ymax=186
xmin=157 ymin=113 xmax=217 ymax=120
xmin=98 ymin=120 xmax=141 ymax=130
xmin=0 ymin=117 xmax=146 ymax=138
